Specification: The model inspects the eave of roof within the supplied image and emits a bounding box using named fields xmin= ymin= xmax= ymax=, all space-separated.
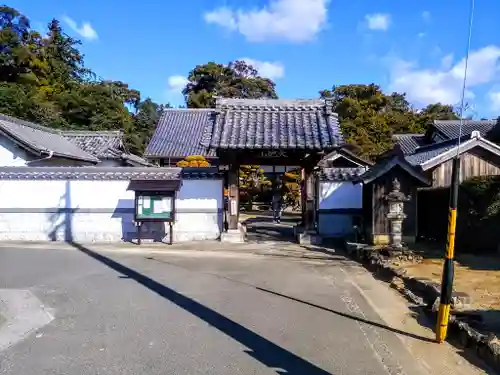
xmin=0 ymin=166 xmax=223 ymax=180
xmin=419 ymin=134 xmax=500 ymax=171
xmin=320 ymin=148 xmax=374 ymax=167
xmin=0 ymin=114 xmax=100 ymax=163
xmin=319 ymin=167 xmax=367 ymax=181
xmin=353 ymin=155 xmax=430 ymax=186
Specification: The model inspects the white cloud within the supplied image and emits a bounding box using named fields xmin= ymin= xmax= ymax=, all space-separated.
xmin=240 ymin=58 xmax=285 ymax=79
xmin=62 ymin=16 xmax=98 ymax=40
xmin=204 ymin=0 xmax=329 ymax=43
xmin=422 ymin=11 xmax=431 ymax=22
xmin=417 ymin=32 xmax=425 ymax=38
xmin=388 ymin=45 xmax=500 ymax=106
xmin=365 ymin=13 xmax=391 ymax=31
xmin=440 ymin=54 xmax=454 ymax=70
xmin=488 ymin=90 xmax=500 ymax=111
xmin=167 ymin=75 xmax=188 ymax=93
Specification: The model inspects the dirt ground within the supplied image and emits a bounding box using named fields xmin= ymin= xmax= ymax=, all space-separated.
xmin=402 ymin=253 xmax=500 ymax=310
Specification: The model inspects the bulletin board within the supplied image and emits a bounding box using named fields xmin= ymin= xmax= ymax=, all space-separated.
xmin=135 ymin=192 xmax=175 ymax=222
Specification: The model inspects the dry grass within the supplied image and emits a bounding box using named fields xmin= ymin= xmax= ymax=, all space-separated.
xmin=402 ymin=254 xmax=500 ymax=310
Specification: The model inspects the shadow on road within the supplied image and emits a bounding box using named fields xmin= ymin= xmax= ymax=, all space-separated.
xmin=70 ymin=242 xmax=331 ymax=375
xmin=257 ymin=287 xmax=435 ymax=343
xmin=145 ymin=255 xmax=434 ymax=344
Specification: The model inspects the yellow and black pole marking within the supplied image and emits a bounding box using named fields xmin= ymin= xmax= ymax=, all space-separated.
xmin=436 ymin=157 xmax=460 ymax=343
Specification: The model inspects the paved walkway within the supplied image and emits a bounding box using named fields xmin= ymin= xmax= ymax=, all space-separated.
xmin=0 ymin=243 xmax=491 ymax=374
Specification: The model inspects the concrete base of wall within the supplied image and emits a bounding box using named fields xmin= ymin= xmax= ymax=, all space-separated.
xmin=220 ymin=229 xmax=245 ymax=243
xmin=296 ymin=230 xmax=323 ymax=245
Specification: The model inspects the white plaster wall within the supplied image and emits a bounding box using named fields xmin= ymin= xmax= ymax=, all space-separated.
xmin=0 ymin=179 xmax=223 ymax=243
xmin=317 ymin=181 xmax=363 ymax=238
xmin=0 ymin=136 xmax=28 ymax=166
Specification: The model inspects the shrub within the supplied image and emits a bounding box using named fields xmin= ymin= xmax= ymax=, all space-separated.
xmin=176 ymin=155 xmax=210 ymax=167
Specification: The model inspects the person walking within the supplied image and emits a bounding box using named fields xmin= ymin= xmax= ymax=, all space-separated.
xmin=272 ymin=192 xmax=282 ymax=223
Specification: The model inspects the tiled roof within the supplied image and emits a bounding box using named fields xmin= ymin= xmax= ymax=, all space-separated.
xmin=0 ymin=114 xmax=99 ymax=163
xmin=201 ymin=98 xmax=343 ymax=150
xmin=62 ymin=131 xmax=123 ymax=158
xmin=406 ymin=133 xmax=500 ymax=171
xmin=120 ymin=152 xmax=155 ymax=167
xmin=319 ymin=167 xmax=366 ymax=181
xmin=392 ymin=134 xmax=428 ymax=155
xmin=0 ymin=166 xmax=222 ymax=180
xmin=405 ymin=137 xmax=464 ymax=166
xmin=433 ymin=120 xmax=496 ymax=140
xmin=144 ymin=109 xmax=216 ymax=158
xmin=354 ymin=155 xmax=430 ymax=186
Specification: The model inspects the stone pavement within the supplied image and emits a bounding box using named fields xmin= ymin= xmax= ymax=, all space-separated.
xmin=0 ymin=242 xmax=492 ymax=374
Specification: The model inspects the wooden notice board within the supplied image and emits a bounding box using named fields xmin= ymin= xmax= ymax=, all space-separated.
xmin=135 ymin=193 xmax=175 ymax=221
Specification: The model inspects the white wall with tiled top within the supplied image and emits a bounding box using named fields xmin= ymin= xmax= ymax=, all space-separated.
xmin=317 ymin=181 xmax=363 ymax=238
xmin=0 ymin=179 xmax=223 ymax=243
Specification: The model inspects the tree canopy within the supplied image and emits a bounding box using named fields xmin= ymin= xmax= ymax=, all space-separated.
xmin=183 ymin=60 xmax=278 ymax=108
xmin=320 ymin=84 xmax=459 ymax=158
xmin=0 ymin=6 xmax=166 ymax=154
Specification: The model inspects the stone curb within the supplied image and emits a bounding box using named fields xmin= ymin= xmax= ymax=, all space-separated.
xmin=345 ymin=244 xmax=500 ymax=373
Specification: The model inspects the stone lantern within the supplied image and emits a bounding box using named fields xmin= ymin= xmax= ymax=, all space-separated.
xmin=384 ymin=178 xmax=411 ymax=249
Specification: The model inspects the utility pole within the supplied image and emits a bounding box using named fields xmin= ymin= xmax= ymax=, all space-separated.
xmin=436 ymin=0 xmax=475 ymax=343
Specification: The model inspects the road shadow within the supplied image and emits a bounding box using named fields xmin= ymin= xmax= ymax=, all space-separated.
xmin=244 ymin=216 xmax=298 ymax=243
xmin=256 ymin=287 xmax=435 ymax=343
xmin=144 ymin=255 xmax=433 ymax=343
xmin=70 ymin=241 xmax=332 ymax=375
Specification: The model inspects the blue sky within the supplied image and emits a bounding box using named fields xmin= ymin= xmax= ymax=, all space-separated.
xmin=10 ymin=0 xmax=500 ymax=117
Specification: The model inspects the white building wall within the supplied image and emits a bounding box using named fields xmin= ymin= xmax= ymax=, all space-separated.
xmin=0 ymin=137 xmax=28 ymax=166
xmin=0 ymin=179 xmax=222 ymax=243
xmin=317 ymin=181 xmax=363 ymax=238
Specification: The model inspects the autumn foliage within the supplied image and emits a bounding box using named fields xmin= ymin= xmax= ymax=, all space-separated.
xmin=176 ymin=155 xmax=211 ymax=167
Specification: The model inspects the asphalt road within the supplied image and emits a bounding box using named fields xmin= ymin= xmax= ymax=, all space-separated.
xmin=0 ymin=245 xmax=448 ymax=374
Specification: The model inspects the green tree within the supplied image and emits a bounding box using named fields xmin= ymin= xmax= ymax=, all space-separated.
xmin=183 ymin=60 xmax=278 ymax=108
xmin=320 ymin=84 xmax=460 ymax=159
xmin=0 ymin=6 xmax=168 ymax=154
xmin=282 ymin=170 xmax=301 ymax=210
xmin=131 ymin=99 xmax=170 ymax=154
xmin=238 ymin=165 xmax=271 ymax=209
xmin=320 ymin=84 xmax=400 ymax=158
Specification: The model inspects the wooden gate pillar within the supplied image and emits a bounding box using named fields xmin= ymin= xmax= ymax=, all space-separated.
xmin=227 ymin=164 xmax=240 ymax=230
xmin=304 ymin=169 xmax=316 ymax=232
